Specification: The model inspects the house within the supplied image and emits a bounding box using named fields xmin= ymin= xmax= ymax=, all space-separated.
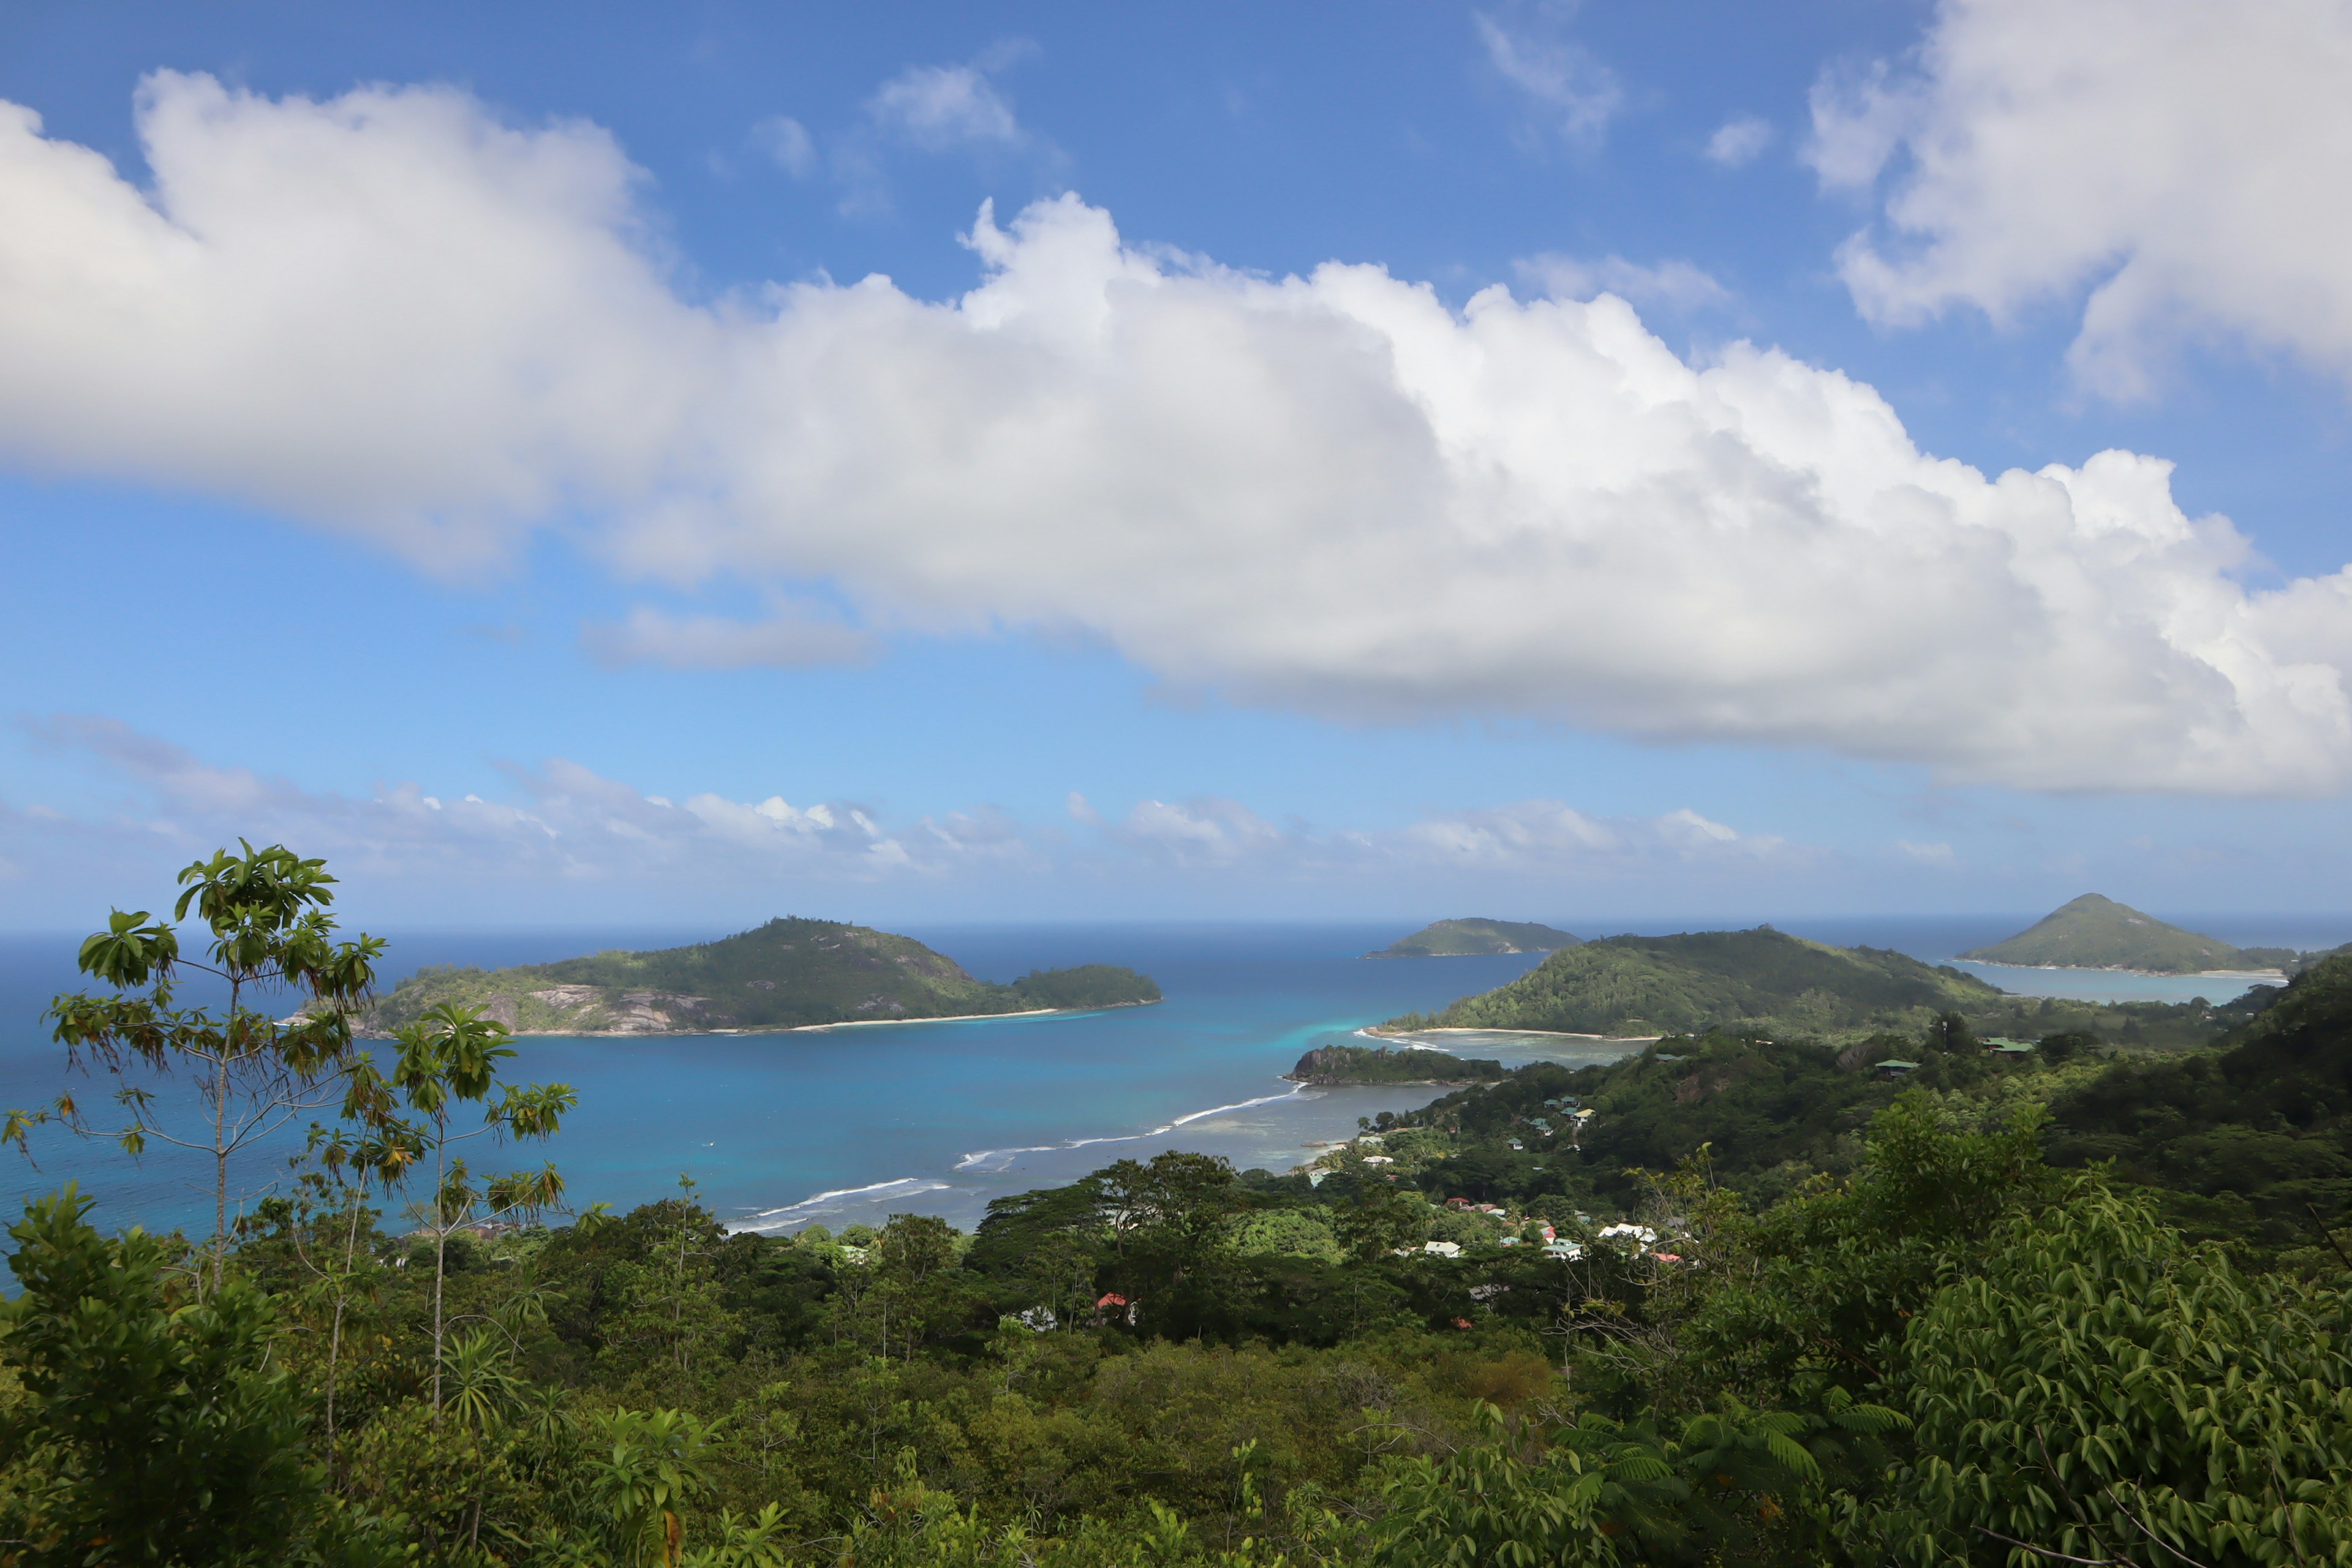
xmin=1362 ymin=1154 xmax=1393 ymax=1165
xmin=1093 ymin=1292 xmax=1138 ymax=1327
xmin=1423 ymin=1240 xmax=1461 ymax=1257
xmin=1543 ymin=1240 xmax=1585 ymax=1260
xmin=1874 ymin=1058 xmax=1921 ymax=1077
xmin=1987 ymin=1041 xmax=2037 ymax=1057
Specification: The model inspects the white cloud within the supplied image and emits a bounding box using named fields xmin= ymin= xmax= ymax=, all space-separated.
xmin=867 ymin=64 xmax=1022 ymax=150
xmin=1516 ymin=253 xmax=1732 ymax=311
xmin=581 ymin=605 xmax=876 ymax=669
xmin=750 ymin=115 xmax=818 ymax=179
xmin=4 ymin=74 xmax=2352 ymax=794
xmin=1704 ymin=115 xmax=1774 ymax=168
xmin=1476 ymin=10 xmax=1623 ymax=147
xmin=4 ymin=717 xmax=1801 ymax=918
xmin=1814 ymin=0 xmax=2352 ymax=398
xmin=1894 ymin=839 xmax=1957 ymax=864
xmin=15 ymin=715 xmax=940 ymax=895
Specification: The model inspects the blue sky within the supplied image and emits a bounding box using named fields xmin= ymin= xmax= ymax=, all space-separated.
xmin=4 ymin=0 xmax=2352 ymax=930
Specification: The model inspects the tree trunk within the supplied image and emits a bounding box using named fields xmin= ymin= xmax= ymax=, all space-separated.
xmin=432 ymin=1115 xmax=448 ymax=1417
xmin=211 ymin=978 xmax=238 ymax=1298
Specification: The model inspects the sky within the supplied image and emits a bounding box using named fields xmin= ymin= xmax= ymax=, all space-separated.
xmin=4 ymin=0 xmax=2352 ymax=931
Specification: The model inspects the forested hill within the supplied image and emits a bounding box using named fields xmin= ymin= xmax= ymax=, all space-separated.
xmin=1958 ymin=892 xmax=2288 ymax=973
xmin=367 ymin=919 xmax=1160 ymax=1035
xmin=2047 ymin=954 xmax=2352 ymax=1255
xmin=1382 ymin=927 xmax=2001 ymax=1040
xmin=1368 ymin=918 xmax=1581 ymax=957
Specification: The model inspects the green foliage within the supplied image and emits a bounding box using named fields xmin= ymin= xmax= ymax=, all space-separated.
xmin=1008 ymin=966 xmax=1162 ymax=1011
xmin=1394 ymin=927 xmax=2005 ymax=1040
xmin=368 ymin=919 xmax=1159 ymax=1035
xmin=1370 ymin=919 xmax=1581 ymax=958
xmin=1887 ymin=1180 xmax=2352 ymax=1564
xmin=2045 ymin=952 xmax=2352 ymax=1260
xmin=1286 ymin=1044 xmax=1506 ymax=1085
xmin=1385 ymin=925 xmax=2241 ymax=1051
xmin=0 ymin=1186 xmax=382 ymax=1566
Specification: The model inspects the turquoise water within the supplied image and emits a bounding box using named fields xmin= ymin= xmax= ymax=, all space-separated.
xmin=3 ymin=914 xmax=2340 ymax=1239
xmin=0 ymin=925 xmax=1579 ymax=1237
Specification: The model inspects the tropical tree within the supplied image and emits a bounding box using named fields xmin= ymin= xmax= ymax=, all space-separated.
xmin=9 ymin=842 xmax=383 ymax=1292
xmin=291 ymin=1117 xmax=422 ymax=1481
xmin=383 ymin=999 xmax=573 ymax=1413
xmin=0 ymin=1187 xmax=333 ymax=1564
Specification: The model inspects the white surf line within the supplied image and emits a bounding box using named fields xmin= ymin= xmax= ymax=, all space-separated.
xmin=784 ymin=1008 xmax=1060 ymax=1032
xmin=1169 ymin=1082 xmax=1309 ymax=1126
xmin=1357 ymin=1025 xmax=1659 ymax=1046
xmin=747 ymin=1175 xmax=950 ymax=1219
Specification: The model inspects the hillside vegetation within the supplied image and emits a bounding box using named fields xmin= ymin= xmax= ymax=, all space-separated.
xmin=1959 ymin=892 xmax=2294 ymax=973
xmin=1379 ymin=924 xmax=2258 ymax=1048
xmin=1284 ymin=1042 xmax=1507 ymax=1085
xmin=2047 ymin=954 xmax=2352 ymax=1259
xmin=18 ymin=846 xmax=2352 ymax=1566
xmin=368 ymin=918 xmax=1159 ymax=1034
xmin=1368 ymin=917 xmax=1581 ymax=957
xmin=1383 ymin=927 xmax=2002 ymax=1040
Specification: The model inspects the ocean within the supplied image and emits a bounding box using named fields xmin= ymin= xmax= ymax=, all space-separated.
xmin=1 ymin=913 xmax=2342 ymax=1241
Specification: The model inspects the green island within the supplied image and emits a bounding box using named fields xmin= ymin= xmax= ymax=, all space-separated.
xmin=1957 ymin=892 xmax=2313 ymax=974
xmin=1367 ymin=916 xmax=1581 ymax=958
xmin=1284 ymin=1042 xmax=1509 ymax=1085
xmin=7 ymin=844 xmax=2351 ymax=1565
xmin=366 ymin=917 xmax=1161 ymax=1035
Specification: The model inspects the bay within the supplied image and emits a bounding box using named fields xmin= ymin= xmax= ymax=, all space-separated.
xmin=1 ymin=911 xmax=2342 ymax=1241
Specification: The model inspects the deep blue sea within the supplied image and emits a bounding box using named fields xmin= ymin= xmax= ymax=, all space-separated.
xmin=3 ymin=913 xmax=2343 ymax=1241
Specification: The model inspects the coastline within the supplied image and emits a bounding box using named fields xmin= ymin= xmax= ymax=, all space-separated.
xmin=370 ymin=997 xmax=1161 ymax=1040
xmin=1948 ymin=959 xmax=2285 ymax=981
xmin=1359 ymin=1024 xmax=1662 ymax=1044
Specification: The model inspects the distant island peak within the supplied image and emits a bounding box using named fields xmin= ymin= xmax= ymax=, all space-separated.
xmin=1958 ymin=894 xmax=2313 ymax=976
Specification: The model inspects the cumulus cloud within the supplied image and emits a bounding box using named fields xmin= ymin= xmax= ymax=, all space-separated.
xmin=1814 ymin=0 xmax=2352 ymax=398
xmin=1516 ymin=254 xmax=1733 ymax=312
xmin=1703 ymin=115 xmax=1774 ymax=168
xmin=581 ymin=604 xmax=876 ymax=669
xmin=4 ymin=74 xmax=2352 ymax=793
xmin=1476 ymin=9 xmax=1623 ymax=147
xmin=867 ymin=64 xmax=1023 ymax=149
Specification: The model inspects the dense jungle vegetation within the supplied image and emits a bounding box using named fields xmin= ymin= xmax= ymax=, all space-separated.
xmin=2 ymin=848 xmax=2348 ymax=1566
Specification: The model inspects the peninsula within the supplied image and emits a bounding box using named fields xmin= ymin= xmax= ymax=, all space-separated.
xmin=365 ymin=918 xmax=1160 ymax=1036
xmin=1378 ymin=926 xmax=2004 ymax=1042
xmin=1284 ymin=1042 xmax=1508 ymax=1085
xmin=1368 ymin=917 xmax=1581 ymax=958
xmin=1958 ymin=894 xmax=2299 ymax=975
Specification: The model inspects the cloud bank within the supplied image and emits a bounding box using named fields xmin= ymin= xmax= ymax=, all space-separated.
xmin=1815 ymin=0 xmax=2352 ymax=398
xmin=2 ymin=717 xmax=1795 ymax=924
xmin=2 ymin=74 xmax=2351 ymax=793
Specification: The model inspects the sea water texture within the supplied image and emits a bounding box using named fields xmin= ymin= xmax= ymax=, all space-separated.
xmin=0 ymin=915 xmax=2342 ymax=1240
